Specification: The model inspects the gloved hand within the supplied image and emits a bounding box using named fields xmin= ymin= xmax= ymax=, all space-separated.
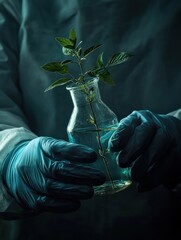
xmin=2 ymin=137 xmax=105 ymax=213
xmin=108 ymin=110 xmax=181 ymax=192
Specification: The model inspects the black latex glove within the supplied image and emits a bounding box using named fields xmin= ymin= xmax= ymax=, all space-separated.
xmin=2 ymin=137 xmax=105 ymax=213
xmin=108 ymin=110 xmax=181 ymax=191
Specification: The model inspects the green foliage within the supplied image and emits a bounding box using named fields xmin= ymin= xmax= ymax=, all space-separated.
xmin=107 ymin=52 xmax=134 ymax=67
xmin=42 ymin=62 xmax=69 ymax=74
xmin=42 ymin=28 xmax=133 ymax=91
xmin=44 ymin=78 xmax=72 ymax=92
xmin=55 ymin=38 xmax=75 ymax=49
xmin=97 ymin=52 xmax=104 ymax=67
xmin=83 ymin=44 xmax=103 ymax=58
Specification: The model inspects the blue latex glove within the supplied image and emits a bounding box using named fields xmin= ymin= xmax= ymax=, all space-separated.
xmin=108 ymin=110 xmax=181 ymax=191
xmin=2 ymin=137 xmax=105 ymax=213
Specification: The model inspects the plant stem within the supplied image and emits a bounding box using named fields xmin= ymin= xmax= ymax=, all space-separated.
xmin=87 ymin=98 xmax=116 ymax=190
xmin=74 ymin=50 xmax=84 ymax=81
xmin=75 ymin=49 xmax=115 ymax=190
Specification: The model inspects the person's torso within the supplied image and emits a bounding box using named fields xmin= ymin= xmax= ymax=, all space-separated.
xmin=6 ymin=0 xmax=181 ymax=239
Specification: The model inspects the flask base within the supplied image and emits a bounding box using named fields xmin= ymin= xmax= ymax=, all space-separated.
xmin=94 ymin=180 xmax=132 ymax=196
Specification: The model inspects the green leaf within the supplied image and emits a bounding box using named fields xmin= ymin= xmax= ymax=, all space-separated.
xmin=86 ymin=70 xmax=97 ymax=77
xmin=55 ymin=37 xmax=74 ymax=48
xmin=86 ymin=66 xmax=106 ymax=77
xmin=42 ymin=62 xmax=63 ymax=72
xmin=42 ymin=62 xmax=69 ymax=74
xmin=99 ymin=69 xmax=115 ymax=85
xmin=61 ymin=60 xmax=73 ymax=65
xmin=83 ymin=44 xmax=103 ymax=58
xmin=69 ymin=28 xmax=76 ymax=46
xmin=62 ymin=47 xmax=74 ymax=55
xmin=97 ymin=52 xmax=104 ymax=67
xmin=107 ymin=52 xmax=133 ymax=67
xmin=85 ymin=67 xmax=98 ymax=77
xmin=44 ymin=78 xmax=72 ymax=92
xmin=88 ymin=72 xmax=97 ymax=77
xmin=57 ymin=65 xmax=69 ymax=74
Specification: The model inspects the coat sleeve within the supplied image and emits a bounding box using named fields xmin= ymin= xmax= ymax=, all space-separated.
xmin=0 ymin=1 xmax=37 ymax=214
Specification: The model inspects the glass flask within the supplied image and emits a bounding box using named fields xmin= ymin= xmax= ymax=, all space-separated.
xmin=66 ymin=78 xmax=131 ymax=195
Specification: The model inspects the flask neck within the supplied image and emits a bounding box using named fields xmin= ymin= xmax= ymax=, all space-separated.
xmin=67 ymin=78 xmax=101 ymax=107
